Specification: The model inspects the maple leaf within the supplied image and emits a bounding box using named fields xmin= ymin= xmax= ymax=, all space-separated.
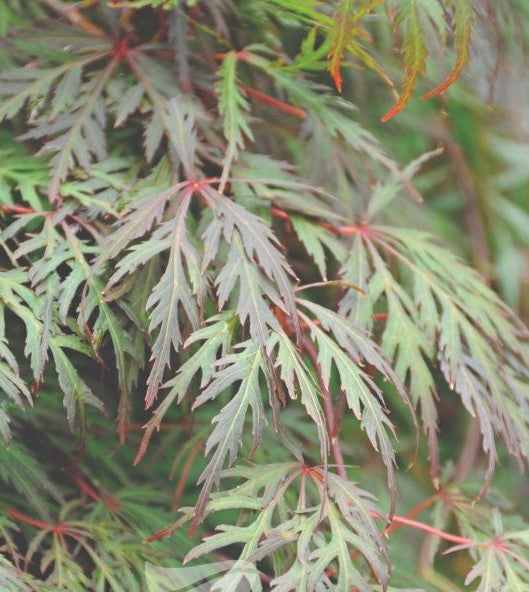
xmin=327 ymin=0 xmax=384 ymax=93
xmin=381 ymin=0 xmax=428 ymax=122
xmin=421 ymin=0 xmax=473 ymax=99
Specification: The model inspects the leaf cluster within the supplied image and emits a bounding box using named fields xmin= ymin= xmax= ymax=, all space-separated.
xmin=1 ymin=1 xmax=529 ymax=591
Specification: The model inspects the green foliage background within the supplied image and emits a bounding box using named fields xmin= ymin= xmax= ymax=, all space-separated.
xmin=1 ymin=1 xmax=529 ymax=590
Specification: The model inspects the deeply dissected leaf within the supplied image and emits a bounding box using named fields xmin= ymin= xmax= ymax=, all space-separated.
xmin=181 ymin=463 xmax=390 ymax=592
xmin=193 ymin=342 xmax=265 ymax=524
xmin=381 ymin=0 xmax=428 ymax=122
xmin=299 ymin=301 xmax=402 ymax=513
xmin=135 ymin=313 xmax=235 ymax=465
xmin=142 ymin=192 xmax=200 ymax=407
xmin=21 ymin=57 xmax=120 ymax=200
xmin=446 ymin=511 xmax=529 ymax=592
xmin=201 ymin=186 xmax=300 ymax=341
xmin=216 ymin=232 xmax=282 ymax=345
xmin=63 ymin=226 xmax=137 ymax=441
xmin=421 ymin=0 xmax=473 ymax=99
xmin=216 ymin=51 xmax=254 ymax=191
xmin=327 ymin=0 xmax=385 ymax=93
xmin=0 ymin=135 xmax=48 ymax=210
xmin=339 ymin=225 xmax=529 ymax=490
xmin=268 ymin=329 xmax=329 ymax=466
xmin=49 ymin=336 xmax=104 ymax=431
xmin=0 ymin=269 xmax=47 ymax=380
xmin=0 ymin=3 xmax=527 ymax=591
xmin=291 ymin=215 xmax=347 ymax=279
xmin=191 ymin=341 xmax=266 ymax=528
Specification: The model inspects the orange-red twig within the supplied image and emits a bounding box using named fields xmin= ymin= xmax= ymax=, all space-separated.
xmin=7 ymin=509 xmax=72 ymax=546
xmin=384 ymin=514 xmax=474 ymax=546
xmin=172 ymin=438 xmax=206 ymax=510
xmin=144 ymin=524 xmax=176 ymax=543
xmin=1 ymin=205 xmax=36 ymax=215
xmin=64 ymin=466 xmax=119 ymax=512
xmin=270 ymin=205 xmax=369 ymax=237
xmin=7 ymin=509 xmax=52 ymax=531
xmin=305 ymin=469 xmax=479 ymax=548
xmin=383 ymin=494 xmax=438 ymax=537
xmin=41 ymin=0 xmax=105 ymax=36
xmin=373 ymin=312 xmax=388 ymax=321
xmin=242 ymin=86 xmax=307 ymax=119
xmin=270 ymin=206 xmax=290 ymax=221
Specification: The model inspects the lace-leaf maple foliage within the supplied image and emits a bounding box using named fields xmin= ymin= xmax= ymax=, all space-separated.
xmin=1 ymin=1 xmax=529 ymax=591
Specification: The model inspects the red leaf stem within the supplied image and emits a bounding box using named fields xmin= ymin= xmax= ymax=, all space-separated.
xmin=242 ymin=86 xmax=307 ymax=119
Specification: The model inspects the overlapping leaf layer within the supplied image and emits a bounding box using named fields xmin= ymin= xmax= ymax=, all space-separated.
xmin=1 ymin=1 xmax=529 ymax=591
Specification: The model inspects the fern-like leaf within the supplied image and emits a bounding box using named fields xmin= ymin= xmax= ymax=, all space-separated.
xmin=216 ymin=51 xmax=254 ymax=192
xmin=327 ymin=0 xmax=384 ymax=93
xmin=421 ymin=0 xmax=473 ymax=99
xmin=381 ymin=0 xmax=428 ymax=121
xmin=190 ymin=341 xmax=266 ymax=528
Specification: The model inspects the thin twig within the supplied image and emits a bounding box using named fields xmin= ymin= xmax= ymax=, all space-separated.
xmin=40 ymin=0 xmax=106 ymax=36
xmin=308 ymin=469 xmax=487 ymax=548
xmin=385 ymin=514 xmax=474 ymax=546
xmin=383 ymin=494 xmax=438 ymax=537
xmin=242 ymin=86 xmax=307 ymax=119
